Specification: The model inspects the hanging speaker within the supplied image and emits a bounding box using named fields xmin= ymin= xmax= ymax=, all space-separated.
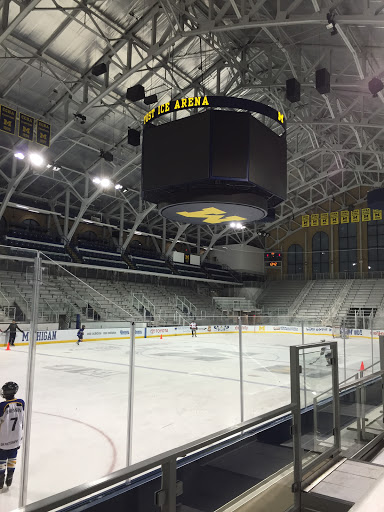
xmin=126 ymin=84 xmax=145 ymax=102
xmin=128 ymin=129 xmax=140 ymax=146
xmin=286 ymin=78 xmax=301 ymax=103
xmin=91 ymin=63 xmax=107 ymax=76
xmin=316 ymin=68 xmax=330 ymax=95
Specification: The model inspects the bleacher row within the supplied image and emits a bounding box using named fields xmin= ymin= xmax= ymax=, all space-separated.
xmin=1 ymin=230 xmax=239 ymax=283
xmin=258 ymin=279 xmax=384 ymax=325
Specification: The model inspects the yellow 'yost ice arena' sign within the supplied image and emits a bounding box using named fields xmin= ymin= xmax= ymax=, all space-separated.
xmin=177 ymin=207 xmax=246 ymax=224
xmin=144 ymin=96 xmax=210 ymax=124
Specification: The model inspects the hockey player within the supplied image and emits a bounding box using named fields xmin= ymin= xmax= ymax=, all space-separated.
xmin=190 ymin=320 xmax=197 ymax=338
xmin=0 ymin=382 xmax=24 ymax=489
xmin=76 ymin=325 xmax=85 ymax=345
xmin=0 ymin=321 xmax=24 ymax=346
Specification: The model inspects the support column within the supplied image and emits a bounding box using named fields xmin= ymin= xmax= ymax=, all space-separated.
xmin=330 ymin=223 xmax=334 ymax=277
xmin=119 ymin=203 xmax=125 ymax=247
xmin=304 ymin=230 xmax=308 ymax=279
xmin=64 ymin=189 xmax=70 ymax=238
xmin=196 ymin=225 xmax=201 ymax=255
xmin=359 ymin=219 xmax=363 ymax=274
xmin=162 ymin=218 xmax=166 ymax=255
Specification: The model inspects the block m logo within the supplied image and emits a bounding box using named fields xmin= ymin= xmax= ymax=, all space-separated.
xmin=177 ymin=207 xmax=246 ymax=224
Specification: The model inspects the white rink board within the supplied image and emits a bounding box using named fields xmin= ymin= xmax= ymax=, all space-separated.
xmin=0 ymin=323 xmax=375 ymax=348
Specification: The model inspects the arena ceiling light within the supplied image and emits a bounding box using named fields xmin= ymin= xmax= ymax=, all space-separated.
xmin=29 ymin=153 xmax=45 ymax=167
xmin=14 ymin=152 xmax=25 ymax=160
xmin=115 ymin=184 xmax=123 ymax=190
xmin=92 ymin=176 xmax=112 ymax=188
xmin=230 ymin=222 xmax=245 ymax=229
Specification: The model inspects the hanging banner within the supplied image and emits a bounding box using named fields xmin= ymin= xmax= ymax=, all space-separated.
xmin=340 ymin=210 xmax=349 ymax=224
xmin=362 ymin=208 xmax=371 ymax=222
xmin=36 ymin=120 xmax=51 ymax=147
xmin=320 ymin=213 xmax=329 ymax=226
xmin=351 ymin=209 xmax=360 ymax=223
xmin=330 ymin=212 xmax=339 ymax=225
xmin=18 ymin=113 xmax=34 ymax=141
xmin=0 ymin=105 xmax=16 ymax=135
xmin=373 ymin=209 xmax=382 ymax=221
xmin=311 ymin=214 xmax=319 ymax=227
xmin=302 ymin=215 xmax=310 ymax=228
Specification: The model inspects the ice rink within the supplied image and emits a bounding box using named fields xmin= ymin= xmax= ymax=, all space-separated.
xmin=0 ymin=330 xmax=380 ymax=509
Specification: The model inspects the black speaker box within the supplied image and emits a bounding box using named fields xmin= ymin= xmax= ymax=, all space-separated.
xmin=91 ymin=63 xmax=107 ymax=76
xmin=128 ymin=129 xmax=140 ymax=146
xmin=316 ymin=68 xmax=330 ymax=95
xmin=126 ymin=84 xmax=145 ymax=102
xmin=286 ymin=78 xmax=301 ymax=103
xmin=144 ymin=94 xmax=158 ymax=105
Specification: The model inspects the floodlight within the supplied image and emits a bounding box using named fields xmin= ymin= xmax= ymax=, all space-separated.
xmin=92 ymin=177 xmax=101 ymax=184
xmin=100 ymin=178 xmax=112 ymax=187
xmin=29 ymin=153 xmax=45 ymax=167
xmin=115 ymin=184 xmax=123 ymax=190
xmin=230 ymin=222 xmax=236 ymax=228
xmin=14 ymin=152 xmax=25 ymax=160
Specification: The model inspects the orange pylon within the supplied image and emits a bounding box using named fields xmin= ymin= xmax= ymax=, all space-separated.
xmin=360 ymin=361 xmax=365 ymax=371
xmin=160 ymin=334 xmax=163 ymax=340
xmin=5 ymin=342 xmax=10 ymax=351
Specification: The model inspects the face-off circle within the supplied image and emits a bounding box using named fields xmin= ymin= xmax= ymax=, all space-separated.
xmin=160 ymin=202 xmax=267 ymax=225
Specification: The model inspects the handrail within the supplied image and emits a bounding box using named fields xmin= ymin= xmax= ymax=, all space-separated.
xmin=15 ymin=403 xmax=293 ymax=512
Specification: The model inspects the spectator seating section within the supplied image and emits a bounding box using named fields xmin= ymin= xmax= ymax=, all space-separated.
xmin=130 ymin=255 xmax=172 ymax=274
xmin=3 ymin=230 xmax=70 ymax=262
xmin=77 ymin=240 xmax=127 ymax=269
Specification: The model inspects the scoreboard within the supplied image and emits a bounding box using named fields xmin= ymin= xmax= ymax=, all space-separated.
xmin=265 ymin=252 xmax=282 ymax=269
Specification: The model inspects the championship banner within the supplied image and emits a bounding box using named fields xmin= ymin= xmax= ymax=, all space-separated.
xmin=302 ymin=215 xmax=310 ymax=228
xmin=373 ymin=209 xmax=382 ymax=221
xmin=330 ymin=212 xmax=339 ymax=225
xmin=36 ymin=120 xmax=51 ymax=147
xmin=351 ymin=209 xmax=360 ymax=223
xmin=311 ymin=214 xmax=319 ymax=227
xmin=362 ymin=208 xmax=371 ymax=222
xmin=0 ymin=105 xmax=16 ymax=135
xmin=320 ymin=213 xmax=329 ymax=226
xmin=184 ymin=253 xmax=190 ymax=264
xmin=18 ymin=113 xmax=34 ymax=141
xmin=340 ymin=210 xmax=350 ymax=224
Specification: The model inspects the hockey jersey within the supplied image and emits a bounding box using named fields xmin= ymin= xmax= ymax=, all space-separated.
xmin=0 ymin=399 xmax=25 ymax=449
xmin=190 ymin=322 xmax=197 ymax=329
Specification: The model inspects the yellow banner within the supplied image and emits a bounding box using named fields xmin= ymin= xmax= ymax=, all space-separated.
xmin=330 ymin=212 xmax=339 ymax=225
xmin=320 ymin=213 xmax=329 ymax=226
xmin=351 ymin=209 xmax=360 ymax=223
xmin=340 ymin=210 xmax=349 ymax=224
xmin=373 ymin=209 xmax=382 ymax=221
xmin=311 ymin=214 xmax=319 ymax=227
xmin=362 ymin=208 xmax=371 ymax=222
xmin=302 ymin=215 xmax=310 ymax=228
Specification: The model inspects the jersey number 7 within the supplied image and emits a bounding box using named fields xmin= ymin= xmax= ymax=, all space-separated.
xmin=10 ymin=418 xmax=18 ymax=431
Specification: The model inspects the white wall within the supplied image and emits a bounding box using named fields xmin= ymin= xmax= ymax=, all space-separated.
xmin=210 ymin=244 xmax=265 ymax=274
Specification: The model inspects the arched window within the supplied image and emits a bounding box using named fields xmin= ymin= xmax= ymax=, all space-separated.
xmin=312 ymin=232 xmax=329 ymax=275
xmin=287 ymin=244 xmax=303 ymax=274
xmin=339 ymin=223 xmax=357 ymax=272
xmin=81 ymin=230 xmax=97 ymax=241
xmin=367 ymin=217 xmax=384 ymax=271
xmin=22 ymin=218 xmax=40 ymax=230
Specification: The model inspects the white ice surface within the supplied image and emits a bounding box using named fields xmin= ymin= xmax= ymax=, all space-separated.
xmin=0 ymin=331 xmax=378 ymax=510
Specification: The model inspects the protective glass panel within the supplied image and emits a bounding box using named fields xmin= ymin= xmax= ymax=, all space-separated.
xmin=132 ymin=315 xmax=241 ymax=464
xmin=242 ymin=316 xmax=303 ymax=421
xmin=299 ymin=344 xmax=336 ymax=468
xmin=177 ymin=419 xmax=294 ymax=512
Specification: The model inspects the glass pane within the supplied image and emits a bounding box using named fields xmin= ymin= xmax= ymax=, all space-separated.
xmin=242 ymin=316 xmax=297 ymax=421
xmin=132 ymin=315 xmax=241 ymax=464
xmin=299 ymin=344 xmax=336 ymax=469
xmin=177 ymin=417 xmax=294 ymax=512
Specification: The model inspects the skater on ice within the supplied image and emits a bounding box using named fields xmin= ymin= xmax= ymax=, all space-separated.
xmin=0 ymin=382 xmax=24 ymax=489
xmin=190 ymin=320 xmax=197 ymax=338
xmin=0 ymin=321 xmax=24 ymax=346
xmin=76 ymin=325 xmax=85 ymax=345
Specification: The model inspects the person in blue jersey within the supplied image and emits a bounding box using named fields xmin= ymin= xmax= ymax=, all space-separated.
xmin=76 ymin=325 xmax=85 ymax=345
xmin=0 ymin=382 xmax=24 ymax=489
